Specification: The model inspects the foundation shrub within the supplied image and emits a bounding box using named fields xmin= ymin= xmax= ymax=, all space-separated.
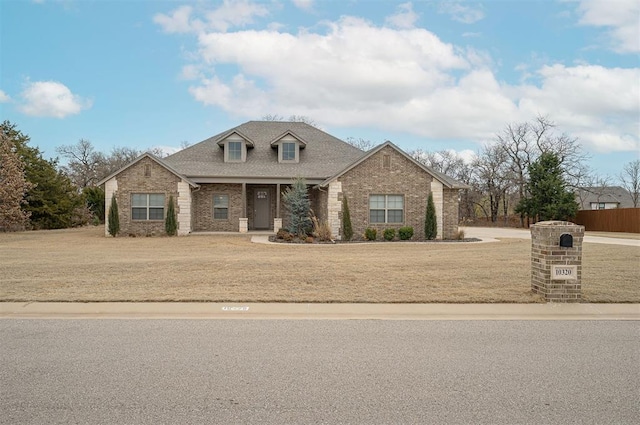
xmin=364 ymin=227 xmax=377 ymax=241
xmin=398 ymin=226 xmax=414 ymax=240
xmin=383 ymin=228 xmax=396 ymax=241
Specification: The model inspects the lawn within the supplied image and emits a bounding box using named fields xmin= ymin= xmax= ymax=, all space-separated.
xmin=0 ymin=226 xmax=638 ymax=303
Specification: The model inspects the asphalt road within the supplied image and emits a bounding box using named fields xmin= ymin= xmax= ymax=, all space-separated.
xmin=1 ymin=320 xmax=638 ymax=424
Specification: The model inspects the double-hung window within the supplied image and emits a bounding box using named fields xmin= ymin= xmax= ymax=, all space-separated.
xmin=282 ymin=142 xmax=296 ymax=161
xmin=132 ymin=193 xmax=165 ymax=220
xmin=227 ymin=141 xmax=242 ymax=161
xmin=369 ymin=195 xmax=404 ymax=224
xmin=213 ymin=194 xmax=229 ymax=220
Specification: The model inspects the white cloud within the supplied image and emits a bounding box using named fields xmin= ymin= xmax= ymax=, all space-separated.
xmin=19 ymin=81 xmax=92 ymax=118
xmin=0 ymin=90 xmax=10 ymax=103
xmin=385 ymin=2 xmax=419 ymax=29
xmin=577 ymin=0 xmax=640 ymax=53
xmin=438 ymin=2 xmax=484 ymax=24
xmin=158 ymin=10 xmax=638 ymax=155
xmin=154 ymin=0 xmax=269 ymax=34
xmin=292 ymin=0 xmax=314 ymax=11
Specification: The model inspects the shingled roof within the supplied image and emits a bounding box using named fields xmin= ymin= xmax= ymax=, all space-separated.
xmin=164 ymin=121 xmax=365 ymax=182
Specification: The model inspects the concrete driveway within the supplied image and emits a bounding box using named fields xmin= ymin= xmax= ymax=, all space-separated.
xmin=461 ymin=226 xmax=640 ymax=247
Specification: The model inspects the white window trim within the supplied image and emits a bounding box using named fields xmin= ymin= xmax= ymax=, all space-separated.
xmin=369 ymin=194 xmax=404 ymax=224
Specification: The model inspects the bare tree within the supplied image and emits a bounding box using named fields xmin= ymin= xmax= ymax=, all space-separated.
xmin=473 ymin=144 xmax=511 ymax=223
xmin=345 ymin=137 xmax=376 ymax=151
xmin=261 ymin=114 xmax=319 ymax=128
xmin=620 ymin=159 xmax=640 ymax=207
xmin=56 ymin=139 xmax=106 ymax=188
xmin=495 ymin=115 xmax=588 ymax=226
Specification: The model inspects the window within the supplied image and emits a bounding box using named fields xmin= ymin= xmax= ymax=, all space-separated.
xmin=213 ymin=194 xmax=229 ymax=220
xmin=369 ymin=195 xmax=404 ymax=223
xmin=132 ymin=193 xmax=165 ymax=220
xmin=144 ymin=164 xmax=151 ymax=177
xmin=282 ymin=142 xmax=296 ymax=161
xmin=228 ymin=141 xmax=242 ymax=161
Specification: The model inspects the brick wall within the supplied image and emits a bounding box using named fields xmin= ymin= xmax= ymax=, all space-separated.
xmin=111 ymin=157 xmax=181 ymax=236
xmin=193 ymin=183 xmax=243 ymax=232
xmin=338 ymin=146 xmax=433 ymax=241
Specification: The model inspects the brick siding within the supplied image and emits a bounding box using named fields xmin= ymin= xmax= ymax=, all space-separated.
xmin=112 ymin=157 xmax=180 ymax=236
xmin=337 ymin=145 xmax=461 ymax=240
xmin=193 ymin=183 xmax=243 ymax=232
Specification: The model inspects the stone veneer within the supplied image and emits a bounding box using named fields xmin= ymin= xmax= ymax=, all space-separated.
xmin=335 ymin=145 xmax=460 ymax=240
xmin=106 ymin=157 xmax=182 ymax=236
xmin=530 ymin=221 xmax=584 ymax=302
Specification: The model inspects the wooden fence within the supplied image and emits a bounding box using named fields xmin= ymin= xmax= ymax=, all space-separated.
xmin=574 ymin=208 xmax=640 ymax=233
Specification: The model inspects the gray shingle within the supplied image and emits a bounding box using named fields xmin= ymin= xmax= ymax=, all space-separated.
xmin=164 ymin=121 xmax=365 ymax=180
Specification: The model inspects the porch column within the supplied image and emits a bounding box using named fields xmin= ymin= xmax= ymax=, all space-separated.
xmin=239 ymin=183 xmax=248 ymax=233
xmin=242 ymin=183 xmax=247 ymax=217
xmin=276 ymin=183 xmax=281 ymax=217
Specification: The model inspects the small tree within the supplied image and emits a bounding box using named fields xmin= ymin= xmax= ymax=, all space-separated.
xmin=165 ymin=195 xmax=177 ymax=236
xmin=107 ymin=194 xmax=120 ymax=237
xmin=425 ymin=192 xmax=437 ymax=240
xmin=282 ymin=177 xmax=311 ymax=236
xmin=341 ymin=196 xmax=353 ymax=241
xmin=83 ymin=186 xmax=105 ymax=223
xmin=515 ymin=152 xmax=579 ymax=222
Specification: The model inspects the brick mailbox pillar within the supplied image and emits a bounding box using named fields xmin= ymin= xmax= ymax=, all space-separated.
xmin=531 ymin=220 xmax=584 ymax=302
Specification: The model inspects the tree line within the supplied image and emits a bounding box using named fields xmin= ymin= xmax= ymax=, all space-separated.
xmin=1 ymin=117 xmax=638 ymax=232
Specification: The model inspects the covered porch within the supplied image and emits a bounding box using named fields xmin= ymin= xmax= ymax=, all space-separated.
xmin=190 ymin=181 xmax=326 ymax=233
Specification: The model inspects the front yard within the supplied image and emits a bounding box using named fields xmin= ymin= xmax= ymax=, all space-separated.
xmin=0 ymin=226 xmax=638 ymax=303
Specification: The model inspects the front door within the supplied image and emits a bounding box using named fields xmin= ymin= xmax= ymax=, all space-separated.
xmin=254 ymin=189 xmax=270 ymax=229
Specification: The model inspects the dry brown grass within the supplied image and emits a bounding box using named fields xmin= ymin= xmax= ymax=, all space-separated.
xmin=0 ymin=226 xmax=637 ymax=303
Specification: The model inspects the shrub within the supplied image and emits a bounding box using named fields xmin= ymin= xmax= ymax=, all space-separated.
xmin=341 ymin=196 xmax=353 ymax=241
xmin=455 ymin=229 xmax=465 ymax=240
xmin=311 ymin=212 xmax=333 ymax=241
xmin=383 ymin=228 xmax=395 ymax=241
xmin=364 ymin=227 xmax=377 ymax=241
xmin=305 ymin=236 xmax=314 ymax=243
xmin=398 ymin=226 xmax=414 ymax=240
xmin=165 ymin=195 xmax=177 ymax=236
xmin=107 ymin=194 xmax=120 ymax=237
xmin=276 ymin=228 xmax=290 ymax=240
xmin=425 ymin=192 xmax=437 ymax=240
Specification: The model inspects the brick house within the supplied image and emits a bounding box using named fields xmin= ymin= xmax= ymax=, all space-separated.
xmin=98 ymin=121 xmax=468 ymax=239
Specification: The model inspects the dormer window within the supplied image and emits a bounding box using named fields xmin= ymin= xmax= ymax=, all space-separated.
xmin=228 ymin=141 xmax=242 ymax=161
xmin=217 ymin=132 xmax=254 ymax=163
xmin=282 ymin=142 xmax=296 ymax=161
xmin=270 ymin=132 xmax=306 ymax=164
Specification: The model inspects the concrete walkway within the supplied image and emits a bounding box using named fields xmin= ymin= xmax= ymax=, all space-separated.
xmin=461 ymin=226 xmax=640 ymax=246
xmin=1 ymin=302 xmax=638 ymax=320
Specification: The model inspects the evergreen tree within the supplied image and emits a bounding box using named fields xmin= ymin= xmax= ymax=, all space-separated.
xmin=1 ymin=121 xmax=83 ymax=229
xmin=282 ymin=177 xmax=311 ymax=236
xmin=0 ymin=133 xmax=32 ymax=231
xmin=341 ymin=195 xmax=353 ymax=241
xmin=425 ymin=192 xmax=437 ymax=240
xmin=165 ymin=195 xmax=177 ymax=236
xmin=107 ymin=194 xmax=120 ymax=237
xmin=515 ymin=152 xmax=579 ymax=222
xmin=83 ymin=186 xmax=105 ymax=223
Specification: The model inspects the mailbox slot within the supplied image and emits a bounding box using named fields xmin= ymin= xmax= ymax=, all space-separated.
xmin=559 ymin=233 xmax=573 ymax=248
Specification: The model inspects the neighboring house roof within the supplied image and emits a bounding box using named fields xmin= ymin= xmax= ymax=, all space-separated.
xmin=96 ymin=152 xmax=198 ymax=187
xmin=575 ymin=186 xmax=634 ymax=209
xmin=164 ymin=121 xmax=364 ymax=181
xmin=320 ymin=141 xmax=470 ymax=189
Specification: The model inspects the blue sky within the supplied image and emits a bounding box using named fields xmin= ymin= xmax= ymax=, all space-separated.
xmin=1 ymin=0 xmax=638 ymax=179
